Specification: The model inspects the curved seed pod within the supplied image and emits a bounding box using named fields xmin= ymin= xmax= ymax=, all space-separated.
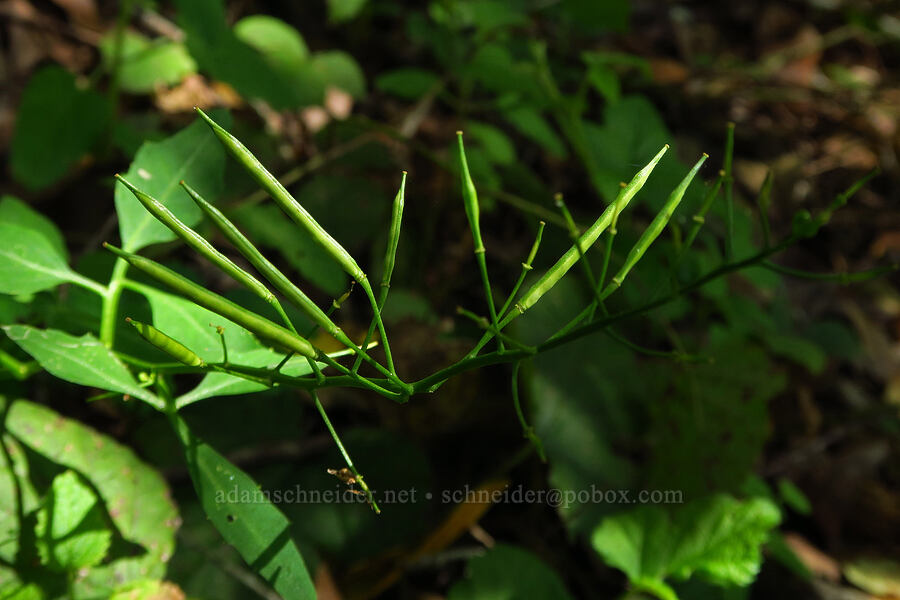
xmin=602 ymin=153 xmax=708 ymax=298
xmin=456 ymin=133 xmax=483 ymax=254
xmin=381 ymin=171 xmax=406 ymax=288
xmin=194 ymin=108 xmax=366 ymax=283
xmin=115 ymin=175 xmax=276 ymax=305
xmin=104 ymin=244 xmax=319 ymax=360
xmin=180 ymin=181 xmax=354 ymax=348
xmin=126 ymin=317 xmax=204 ymax=366
xmin=510 ymin=144 xmax=669 ymax=318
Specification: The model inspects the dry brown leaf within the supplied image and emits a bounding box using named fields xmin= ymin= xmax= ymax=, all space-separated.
xmin=153 ymin=75 xmax=243 ymax=113
xmin=783 ymin=532 xmax=841 ymax=581
xmin=316 ymin=562 xmax=344 ymax=600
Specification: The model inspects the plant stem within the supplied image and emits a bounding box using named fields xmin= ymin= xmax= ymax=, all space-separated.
xmin=99 ymin=258 xmax=129 ymax=346
xmin=312 ymin=391 xmax=380 ymax=514
xmin=511 ymin=361 xmax=546 ymax=461
xmin=723 ymin=122 xmax=735 ymax=261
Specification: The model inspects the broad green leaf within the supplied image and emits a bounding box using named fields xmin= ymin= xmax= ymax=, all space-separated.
xmin=518 ymin=277 xmax=651 ymax=534
xmin=467 ymin=44 xmax=544 ymax=101
xmin=173 ymin=0 xmax=309 ymax=108
xmin=232 ymin=16 xmax=323 ymax=106
xmin=5 ymin=399 xmax=179 ymax=595
xmin=0 ymin=434 xmax=39 ymax=565
xmin=171 ymin=414 xmax=316 ymax=599
xmin=115 ymin=116 xmax=226 ymax=252
xmin=235 ymin=15 xmax=309 ymax=71
xmin=466 ymin=121 xmax=516 ymax=165
xmin=35 ymin=470 xmax=112 ymax=571
xmin=447 ymin=544 xmax=574 ymax=599
xmin=592 ymin=495 xmax=781 ymax=593
xmin=0 ymin=222 xmax=77 ymax=295
xmin=764 ymin=333 xmax=827 ymax=374
xmin=1 ymin=326 xmax=162 ymax=409
xmin=466 ymin=0 xmax=529 ymax=32
xmin=99 ymin=32 xmax=196 ymax=94
xmin=553 ymin=0 xmax=630 ymax=32
xmin=376 ymin=68 xmax=439 ymax=100
xmin=647 ymin=336 xmax=785 ymax=498
xmin=10 ymin=66 xmax=107 ymax=190
xmin=328 ymin=0 xmax=367 ymax=22
xmin=0 ymin=196 xmax=66 ymax=257
xmin=504 ymin=106 xmax=566 ymax=158
xmin=310 ymin=51 xmax=366 ymax=99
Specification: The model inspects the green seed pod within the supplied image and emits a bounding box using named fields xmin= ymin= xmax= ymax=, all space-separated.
xmin=195 ymin=108 xmax=365 ymax=283
xmin=126 ymin=317 xmax=204 ymax=366
xmin=382 ymin=171 xmax=406 ymax=287
xmin=115 ymin=175 xmax=275 ymax=305
xmin=180 ymin=180 xmax=353 ymax=348
xmin=456 ymin=132 xmax=484 ymax=254
xmin=511 ymin=144 xmax=669 ymax=317
xmin=603 ymin=153 xmax=708 ymax=297
xmin=105 ymin=244 xmax=319 ymax=360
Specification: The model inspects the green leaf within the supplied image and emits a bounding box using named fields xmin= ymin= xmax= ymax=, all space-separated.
xmin=552 ymin=0 xmax=630 ymax=32
xmin=447 ymin=544 xmax=574 ymax=599
xmin=10 ymin=66 xmax=107 ymax=190
xmin=504 ymin=106 xmax=566 ymax=158
xmin=376 ymin=68 xmax=439 ymax=100
xmin=171 ymin=414 xmax=316 ymax=599
xmin=0 ymin=434 xmax=39 ymax=565
xmin=234 ymin=15 xmax=309 ymax=71
xmin=776 ymin=479 xmax=811 ymax=515
xmin=466 ymin=121 xmax=515 ymax=165
xmin=647 ymin=337 xmax=785 ymax=498
xmin=327 ymin=0 xmax=368 ymax=22
xmin=5 ymin=399 xmax=179 ymax=594
xmin=1 ymin=326 xmax=162 ymax=409
xmin=172 ymin=0 xmax=308 ymax=108
xmin=232 ymin=15 xmax=323 ymax=106
xmin=764 ymin=333 xmax=827 ymax=374
xmin=0 ymin=197 xmax=89 ymax=295
xmin=592 ymin=495 xmax=781 ymax=593
xmin=518 ymin=278 xmax=648 ymax=534
xmin=0 ymin=196 xmax=66 ymax=258
xmin=115 ymin=116 xmax=226 ymax=253
xmin=99 ymin=31 xmax=196 ymax=93
xmin=310 ymin=51 xmax=367 ymax=99
xmin=35 ymin=470 xmax=112 ymax=571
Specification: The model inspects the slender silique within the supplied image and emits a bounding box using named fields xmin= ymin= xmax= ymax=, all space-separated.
xmin=126 ymin=317 xmax=204 ymax=367
xmin=104 ymin=243 xmax=319 ymax=360
xmin=510 ymin=144 xmax=670 ymax=318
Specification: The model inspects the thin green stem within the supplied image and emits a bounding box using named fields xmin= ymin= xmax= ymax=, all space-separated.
xmin=0 ymin=348 xmax=39 ymax=381
xmin=762 ymin=260 xmax=897 ymax=283
xmin=312 ymin=391 xmax=380 ymax=514
xmin=456 ymin=307 xmax=536 ymax=353
xmin=511 ymin=361 xmax=546 ymax=462
xmin=498 ymin=221 xmax=545 ymax=319
xmin=723 ymin=122 xmax=736 ymax=260
xmin=476 ymin=251 xmax=502 ymax=352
